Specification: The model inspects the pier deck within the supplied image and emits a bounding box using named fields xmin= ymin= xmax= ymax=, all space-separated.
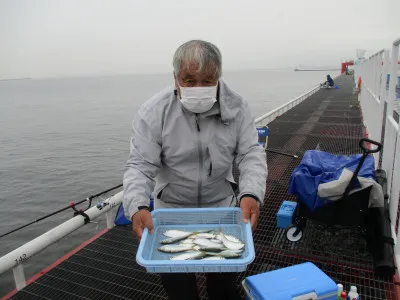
xmin=7 ymin=75 xmax=400 ymax=300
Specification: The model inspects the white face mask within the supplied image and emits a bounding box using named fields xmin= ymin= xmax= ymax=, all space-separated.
xmin=179 ymin=84 xmax=218 ymax=114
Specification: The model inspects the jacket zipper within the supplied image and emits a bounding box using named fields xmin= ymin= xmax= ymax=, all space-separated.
xmin=207 ymin=147 xmax=212 ymax=176
xmin=195 ymin=114 xmax=202 ymax=208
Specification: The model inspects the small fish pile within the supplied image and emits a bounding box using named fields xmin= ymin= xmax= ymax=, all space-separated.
xmin=158 ymin=229 xmax=245 ymax=260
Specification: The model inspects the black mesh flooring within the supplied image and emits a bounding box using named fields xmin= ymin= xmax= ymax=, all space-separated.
xmin=10 ymin=76 xmax=400 ymax=300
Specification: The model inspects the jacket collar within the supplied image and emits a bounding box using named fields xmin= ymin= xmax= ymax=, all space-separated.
xmin=217 ymin=79 xmax=243 ymax=122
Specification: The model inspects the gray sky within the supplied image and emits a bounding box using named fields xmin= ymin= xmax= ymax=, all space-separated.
xmin=1 ymin=0 xmax=399 ymax=78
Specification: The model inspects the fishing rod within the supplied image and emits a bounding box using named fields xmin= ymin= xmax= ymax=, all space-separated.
xmin=266 ymin=149 xmax=299 ymax=159
xmin=0 ymin=183 xmax=123 ymax=239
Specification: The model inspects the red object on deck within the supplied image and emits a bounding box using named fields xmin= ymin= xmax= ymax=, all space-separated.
xmin=341 ymin=61 xmax=354 ymax=73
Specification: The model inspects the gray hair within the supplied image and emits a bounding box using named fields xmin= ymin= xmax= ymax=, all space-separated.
xmin=173 ymin=40 xmax=222 ymax=78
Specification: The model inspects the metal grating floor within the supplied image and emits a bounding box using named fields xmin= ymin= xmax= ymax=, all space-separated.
xmin=10 ymin=75 xmax=400 ymax=299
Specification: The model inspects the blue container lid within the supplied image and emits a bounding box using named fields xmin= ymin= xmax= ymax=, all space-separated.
xmin=244 ymin=262 xmax=337 ymax=300
xmin=277 ymin=201 xmax=297 ymax=218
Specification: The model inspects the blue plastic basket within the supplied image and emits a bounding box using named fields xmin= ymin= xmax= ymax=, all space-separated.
xmin=136 ymin=207 xmax=255 ymax=273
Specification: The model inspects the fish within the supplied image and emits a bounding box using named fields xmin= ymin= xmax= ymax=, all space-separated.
xmin=205 ymin=250 xmax=242 ymax=258
xmin=191 ymin=232 xmax=216 ymax=239
xmin=163 ymin=229 xmax=213 ymax=239
xmin=216 ymin=233 xmax=243 ymax=244
xmin=194 ymin=238 xmax=225 ymax=249
xmin=170 ymin=251 xmax=206 ymax=260
xmin=163 ymin=230 xmax=193 ymax=238
xmin=210 ymin=239 xmax=223 ymax=244
xmin=193 ymin=245 xmax=227 ymax=252
xmin=179 ymin=238 xmax=195 ymax=245
xmin=225 ymin=248 xmax=244 ymax=253
xmin=201 ymin=256 xmax=226 ymax=260
xmin=158 ymin=244 xmax=194 ymax=253
xmin=160 ymin=234 xmax=194 ymax=244
xmin=218 ymin=230 xmax=245 ymax=250
xmin=195 ymin=229 xmax=214 ymax=233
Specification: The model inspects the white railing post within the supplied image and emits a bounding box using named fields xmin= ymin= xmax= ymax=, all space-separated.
xmin=373 ymin=54 xmax=377 ymax=95
xmin=106 ymin=209 xmax=114 ymax=229
xmin=377 ymin=53 xmax=382 ymax=96
xmin=377 ymin=50 xmax=390 ymax=167
xmin=388 ymin=40 xmax=399 ymax=124
xmin=358 ymin=49 xmax=386 ymax=167
xmin=12 ymin=264 xmax=26 ymax=290
xmin=380 ymin=50 xmax=390 ymax=103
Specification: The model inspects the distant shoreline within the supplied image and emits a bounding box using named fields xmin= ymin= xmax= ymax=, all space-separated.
xmin=0 ymin=77 xmax=32 ymax=81
xmin=294 ymin=69 xmax=340 ymax=72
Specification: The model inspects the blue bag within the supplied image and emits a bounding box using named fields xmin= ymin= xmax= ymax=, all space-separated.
xmin=288 ymin=150 xmax=375 ymax=211
xmin=114 ymin=203 xmax=132 ymax=225
xmin=114 ymin=199 xmax=154 ymax=226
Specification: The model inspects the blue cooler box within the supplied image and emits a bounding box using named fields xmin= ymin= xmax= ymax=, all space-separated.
xmin=242 ymin=262 xmax=337 ymax=300
xmin=277 ymin=201 xmax=297 ymax=229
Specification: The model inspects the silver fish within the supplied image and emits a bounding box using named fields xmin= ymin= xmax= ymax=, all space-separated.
xmin=201 ymin=256 xmax=226 ymax=260
xmin=206 ymin=249 xmax=242 ymax=258
xmin=195 ymin=229 xmax=214 ymax=233
xmin=170 ymin=251 xmax=206 ymax=260
xmin=163 ymin=230 xmax=193 ymax=238
xmin=191 ymin=232 xmax=216 ymax=239
xmin=160 ymin=234 xmax=193 ymax=244
xmin=216 ymin=233 xmax=243 ymax=244
xmin=158 ymin=244 xmax=193 ymax=253
xmin=194 ymin=238 xmax=225 ymax=249
xmin=218 ymin=230 xmax=245 ymax=250
xmin=224 ymin=248 xmax=244 ymax=253
xmin=210 ymin=239 xmax=223 ymax=244
xmin=193 ymin=245 xmax=227 ymax=252
xmin=179 ymin=238 xmax=195 ymax=245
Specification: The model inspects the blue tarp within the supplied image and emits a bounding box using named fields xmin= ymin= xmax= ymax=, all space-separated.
xmin=288 ymin=150 xmax=375 ymax=211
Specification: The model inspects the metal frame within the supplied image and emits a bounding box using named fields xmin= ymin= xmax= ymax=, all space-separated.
xmin=356 ymin=37 xmax=400 ymax=270
xmin=0 ymin=191 xmax=123 ymax=290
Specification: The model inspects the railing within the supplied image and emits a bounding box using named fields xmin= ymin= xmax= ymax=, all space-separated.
xmin=0 ymin=190 xmax=123 ymax=291
xmin=355 ymin=37 xmax=400 ymax=269
xmin=354 ymin=49 xmax=389 ymax=168
xmin=255 ymin=85 xmax=321 ymax=126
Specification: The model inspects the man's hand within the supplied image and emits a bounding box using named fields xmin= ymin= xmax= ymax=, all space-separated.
xmin=132 ymin=209 xmax=154 ymax=241
xmin=240 ymin=197 xmax=260 ymax=232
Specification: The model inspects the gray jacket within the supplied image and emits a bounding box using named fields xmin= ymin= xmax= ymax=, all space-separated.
xmin=123 ymin=79 xmax=267 ymax=220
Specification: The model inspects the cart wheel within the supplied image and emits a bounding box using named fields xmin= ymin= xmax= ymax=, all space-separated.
xmin=286 ymin=225 xmax=303 ymax=242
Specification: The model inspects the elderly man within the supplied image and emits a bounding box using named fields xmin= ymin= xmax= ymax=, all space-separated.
xmin=123 ymin=40 xmax=267 ymax=300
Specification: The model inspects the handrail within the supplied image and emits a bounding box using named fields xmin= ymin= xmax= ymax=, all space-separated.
xmin=0 ymin=190 xmax=123 ymax=289
xmin=356 ymin=37 xmax=400 ymax=272
xmin=255 ymin=85 xmax=320 ymax=126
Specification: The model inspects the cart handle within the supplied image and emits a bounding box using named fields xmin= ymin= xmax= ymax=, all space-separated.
xmin=359 ymin=138 xmax=382 ymax=154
